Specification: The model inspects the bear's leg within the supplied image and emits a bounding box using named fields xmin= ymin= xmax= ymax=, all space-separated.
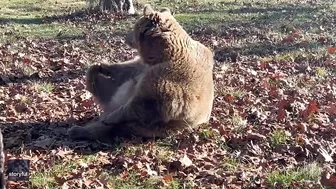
xmin=86 ymin=59 xmax=147 ymax=112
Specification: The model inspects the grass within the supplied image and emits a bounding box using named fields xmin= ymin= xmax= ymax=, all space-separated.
xmin=216 ymin=139 xmax=230 ymax=151
xmin=21 ymin=65 xmax=35 ymax=76
xmin=315 ymin=67 xmax=328 ymax=78
xmin=15 ymin=63 xmax=36 ymax=76
xmin=17 ymin=23 xmax=82 ymax=37
xmin=266 ymin=163 xmax=322 ymax=188
xmin=1 ymin=0 xmax=335 ymax=188
xmin=0 ymin=0 xmax=85 ymax=18
xmin=37 ymin=82 xmax=55 ymax=93
xmin=1 ymin=20 xmax=83 ymax=43
xmin=216 ymin=87 xmax=246 ymax=99
xmin=221 ymin=157 xmax=239 ymax=172
xmin=199 ymin=127 xmax=219 ymax=140
xmin=30 ymin=154 xmax=151 ymax=188
xmin=231 ymin=114 xmax=248 ymax=132
xmin=269 ymin=129 xmax=287 ymax=146
xmin=0 ymin=0 xmax=85 ymax=42
xmin=1 ymin=0 xmax=334 ymax=42
xmin=156 ymin=146 xmax=174 ymax=162
xmin=260 ymin=48 xmax=329 ymax=63
xmin=168 ymin=179 xmax=181 ymax=189
xmin=19 ymin=96 xmax=31 ymax=104
xmin=30 ymin=160 xmax=162 ymax=188
xmin=110 ymin=172 xmax=161 ymax=189
xmin=30 ymin=172 xmax=59 ymax=188
xmin=229 ymin=89 xmax=246 ymax=98
xmin=81 ymin=154 xmax=99 ymax=164
xmin=175 ymin=12 xmax=254 ymax=32
xmin=30 ymin=160 xmax=79 ymax=188
xmin=113 ymin=142 xmax=175 ymax=163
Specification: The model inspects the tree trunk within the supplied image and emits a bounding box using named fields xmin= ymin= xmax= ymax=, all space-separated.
xmin=99 ymin=0 xmax=135 ymax=14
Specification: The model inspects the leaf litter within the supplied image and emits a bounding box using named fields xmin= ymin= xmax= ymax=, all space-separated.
xmin=0 ymin=0 xmax=336 ymax=188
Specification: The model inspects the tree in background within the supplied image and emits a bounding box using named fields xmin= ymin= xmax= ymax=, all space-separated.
xmin=87 ymin=0 xmax=135 ymax=14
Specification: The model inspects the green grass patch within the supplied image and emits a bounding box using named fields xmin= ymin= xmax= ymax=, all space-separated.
xmin=315 ymin=67 xmax=328 ymax=78
xmin=1 ymin=0 xmax=335 ymax=42
xmin=174 ymin=11 xmax=263 ymax=33
xmin=137 ymin=0 xmax=234 ymax=13
xmin=16 ymin=23 xmax=82 ymax=38
xmin=175 ymin=12 xmax=228 ymax=31
xmin=260 ymin=47 xmax=329 ymax=63
xmin=269 ymin=129 xmax=287 ymax=146
xmin=231 ymin=114 xmax=247 ymax=132
xmin=1 ymin=23 xmax=83 ymax=42
xmin=266 ymin=163 xmax=322 ymax=188
xmin=30 ymin=160 xmax=79 ymax=188
xmin=0 ymin=0 xmax=85 ymax=42
xmin=37 ymin=82 xmax=55 ymax=93
xmin=199 ymin=127 xmax=220 ymax=140
xmin=216 ymin=139 xmax=231 ymax=152
xmin=156 ymin=146 xmax=174 ymax=162
xmin=216 ymin=87 xmax=246 ymax=98
xmin=113 ymin=142 xmax=175 ymax=163
xmin=101 ymin=171 xmax=162 ymax=189
xmin=221 ymin=157 xmax=239 ymax=172
xmin=81 ymin=154 xmax=99 ymax=164
xmin=29 ymin=159 xmax=162 ymax=188
xmin=0 ymin=0 xmax=85 ymax=18
xmin=19 ymin=95 xmax=31 ymax=104
xmin=17 ymin=64 xmax=36 ymax=76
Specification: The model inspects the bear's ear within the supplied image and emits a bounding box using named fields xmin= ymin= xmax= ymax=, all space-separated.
xmin=143 ymin=4 xmax=154 ymax=16
xmin=160 ymin=7 xmax=171 ymax=14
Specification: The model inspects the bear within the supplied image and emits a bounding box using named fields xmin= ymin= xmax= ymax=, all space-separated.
xmin=67 ymin=4 xmax=215 ymax=141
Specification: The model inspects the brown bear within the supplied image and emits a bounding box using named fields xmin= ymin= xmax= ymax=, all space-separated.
xmin=67 ymin=4 xmax=215 ymax=141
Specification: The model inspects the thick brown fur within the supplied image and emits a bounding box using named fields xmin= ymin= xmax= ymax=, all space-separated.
xmin=85 ymin=57 xmax=147 ymax=112
xmin=68 ymin=4 xmax=215 ymax=141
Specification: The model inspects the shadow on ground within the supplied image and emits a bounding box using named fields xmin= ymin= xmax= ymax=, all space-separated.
xmin=0 ymin=17 xmax=45 ymax=25
xmin=185 ymin=1 xmax=331 ymax=32
xmin=183 ymin=2 xmax=334 ymax=60
xmin=1 ymin=118 xmax=152 ymax=155
xmin=213 ymin=39 xmax=325 ymax=61
xmin=0 ymin=68 xmax=87 ymax=86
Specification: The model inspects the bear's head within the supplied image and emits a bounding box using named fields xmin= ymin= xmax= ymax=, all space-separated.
xmin=126 ymin=4 xmax=190 ymax=65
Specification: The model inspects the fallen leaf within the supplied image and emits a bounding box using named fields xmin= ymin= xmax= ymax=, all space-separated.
xmin=61 ymin=182 xmax=70 ymax=189
xmin=55 ymin=175 xmax=68 ymax=185
xmin=162 ymin=174 xmax=173 ymax=184
xmin=259 ymin=61 xmax=266 ymax=69
xmin=325 ymin=104 xmax=336 ymax=115
xmin=119 ymin=171 xmax=128 ymax=181
xmin=145 ymin=163 xmax=158 ymax=176
xmin=321 ymin=171 xmax=336 ymax=188
xmin=327 ymin=46 xmax=336 ymax=54
xmin=224 ymin=94 xmax=234 ymax=102
xmin=296 ymin=122 xmax=307 ymax=133
xmin=318 ymin=147 xmax=333 ymax=162
xmin=282 ymin=35 xmax=295 ymax=43
xmin=179 ymin=154 xmax=193 ymax=167
xmin=277 ymin=108 xmax=286 ymax=121
xmin=302 ymin=101 xmax=319 ymax=120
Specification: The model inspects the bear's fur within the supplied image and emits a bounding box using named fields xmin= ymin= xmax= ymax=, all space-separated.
xmin=67 ymin=4 xmax=215 ymax=141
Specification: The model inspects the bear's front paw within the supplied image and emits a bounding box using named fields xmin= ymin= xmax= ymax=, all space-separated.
xmin=100 ymin=112 xmax=117 ymax=125
xmin=67 ymin=126 xmax=90 ymax=140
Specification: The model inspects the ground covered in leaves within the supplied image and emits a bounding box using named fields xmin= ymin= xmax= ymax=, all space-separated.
xmin=0 ymin=0 xmax=336 ymax=188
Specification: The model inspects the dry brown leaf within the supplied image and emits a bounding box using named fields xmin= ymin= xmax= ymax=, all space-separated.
xmin=162 ymin=174 xmax=173 ymax=184
xmin=179 ymin=154 xmax=193 ymax=167
xmin=327 ymin=46 xmax=336 ymax=54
